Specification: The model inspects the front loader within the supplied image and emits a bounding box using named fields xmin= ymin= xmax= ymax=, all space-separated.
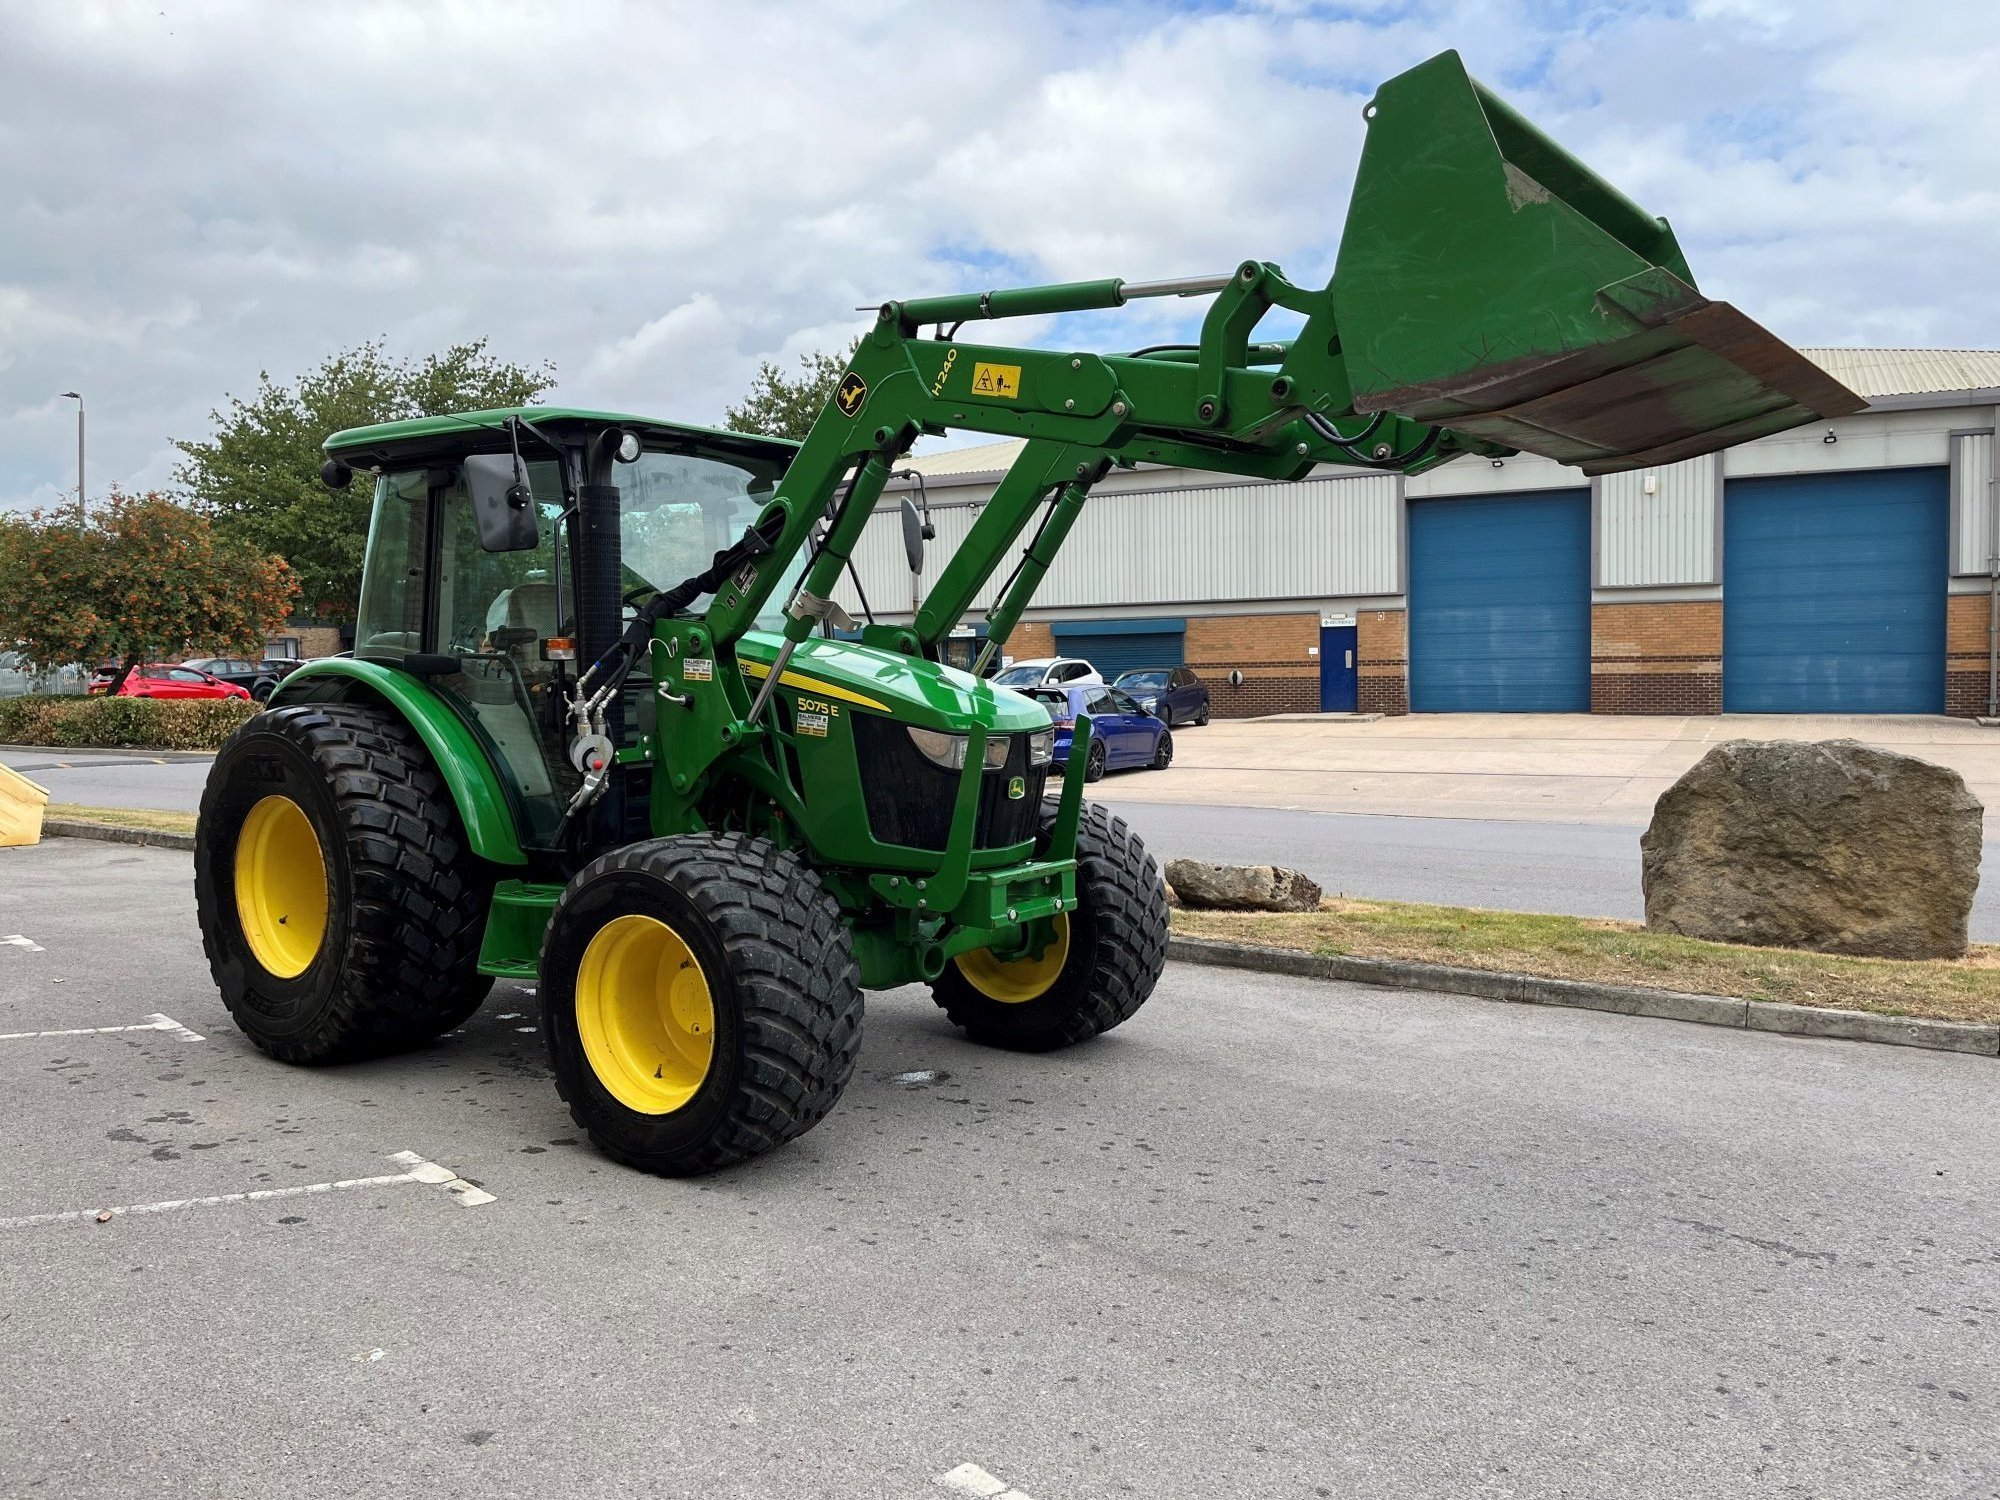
xmin=192 ymin=51 xmax=1860 ymax=1175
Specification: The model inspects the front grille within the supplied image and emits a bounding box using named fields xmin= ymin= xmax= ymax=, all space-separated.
xmin=853 ymin=715 xmax=1046 ymax=853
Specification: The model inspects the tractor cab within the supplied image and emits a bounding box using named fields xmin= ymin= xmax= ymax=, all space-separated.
xmin=319 ymin=408 xmax=803 ymax=848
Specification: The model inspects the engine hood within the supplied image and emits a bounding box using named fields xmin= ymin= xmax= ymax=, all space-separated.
xmin=735 ymin=633 xmax=1049 ymax=733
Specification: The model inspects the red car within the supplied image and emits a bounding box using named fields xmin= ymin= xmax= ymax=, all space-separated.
xmin=88 ymin=663 xmax=253 ymax=700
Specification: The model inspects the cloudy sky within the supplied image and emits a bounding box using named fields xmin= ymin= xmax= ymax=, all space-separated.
xmin=2 ymin=0 xmax=1995 ymax=513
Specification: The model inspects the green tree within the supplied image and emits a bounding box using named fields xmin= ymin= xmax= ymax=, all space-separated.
xmin=722 ymin=338 xmax=861 ymax=441
xmin=0 ymin=491 xmax=297 ymax=692
xmin=174 ymin=340 xmax=554 ymax=621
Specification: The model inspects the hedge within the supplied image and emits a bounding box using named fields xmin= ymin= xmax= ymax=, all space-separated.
xmin=0 ymin=694 xmax=259 ymax=751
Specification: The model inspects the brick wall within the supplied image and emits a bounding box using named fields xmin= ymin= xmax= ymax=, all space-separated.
xmin=1006 ymin=622 xmax=1056 ymax=660
xmin=1357 ymin=609 xmax=1407 ymax=715
xmin=1185 ymin=612 xmax=1318 ymax=717
xmin=1590 ymin=601 xmax=1722 ymax=715
xmin=271 ymin=624 xmax=345 ymax=659
xmin=1948 ymin=593 xmax=1994 ymax=717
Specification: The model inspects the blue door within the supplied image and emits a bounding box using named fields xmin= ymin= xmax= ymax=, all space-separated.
xmin=1408 ymin=492 xmax=1592 ymax=712
xmin=1103 ymin=688 xmax=1160 ymax=766
xmin=1723 ymin=469 xmax=1947 ymax=713
xmin=1319 ymin=624 xmax=1357 ymax=712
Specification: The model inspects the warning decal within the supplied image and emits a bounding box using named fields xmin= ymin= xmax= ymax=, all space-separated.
xmin=970 ymin=362 xmax=1022 ymax=400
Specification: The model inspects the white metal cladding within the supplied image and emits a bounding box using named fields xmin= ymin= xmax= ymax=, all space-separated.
xmin=1596 ymin=456 xmax=1718 ymax=587
xmin=1035 ymin=473 xmax=1401 ymax=604
xmin=834 ymin=472 xmax=1402 ymax=615
xmin=1952 ymin=430 xmax=1995 ymax=576
xmin=829 ymin=507 xmax=921 ymax=616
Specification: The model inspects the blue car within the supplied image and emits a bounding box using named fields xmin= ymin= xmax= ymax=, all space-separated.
xmin=1026 ymin=684 xmax=1172 ymax=781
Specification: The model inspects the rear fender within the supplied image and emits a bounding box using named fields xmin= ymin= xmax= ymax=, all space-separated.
xmin=268 ymin=659 xmax=528 ymax=866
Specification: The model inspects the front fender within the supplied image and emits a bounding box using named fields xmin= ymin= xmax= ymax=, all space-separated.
xmin=269 ymin=659 xmax=528 ymax=866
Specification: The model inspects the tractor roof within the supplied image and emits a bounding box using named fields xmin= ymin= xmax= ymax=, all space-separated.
xmin=322 ymin=406 xmax=797 ymax=470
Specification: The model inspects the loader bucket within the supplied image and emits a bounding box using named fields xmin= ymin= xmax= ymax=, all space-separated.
xmin=1330 ymin=51 xmax=1862 ymax=475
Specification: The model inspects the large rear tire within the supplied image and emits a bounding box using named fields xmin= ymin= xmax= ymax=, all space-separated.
xmin=539 ymin=834 xmax=864 ymax=1176
xmin=194 ymin=702 xmax=495 ymax=1063
xmin=929 ymin=802 xmax=1168 ymax=1052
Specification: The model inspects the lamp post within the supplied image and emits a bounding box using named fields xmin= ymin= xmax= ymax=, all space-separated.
xmin=58 ymin=391 xmax=84 ymax=525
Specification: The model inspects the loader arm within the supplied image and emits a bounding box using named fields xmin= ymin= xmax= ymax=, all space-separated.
xmin=696 ymin=48 xmax=1858 ymax=680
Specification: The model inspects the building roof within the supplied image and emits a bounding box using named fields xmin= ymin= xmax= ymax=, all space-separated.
xmin=901 ymin=438 xmax=1029 ymax=478
xmin=1799 ymin=348 xmax=2000 ymax=399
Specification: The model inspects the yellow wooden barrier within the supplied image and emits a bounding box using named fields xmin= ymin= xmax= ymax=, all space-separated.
xmin=0 ymin=761 xmax=50 ymax=847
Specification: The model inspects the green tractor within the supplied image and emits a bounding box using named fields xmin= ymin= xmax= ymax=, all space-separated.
xmin=192 ymin=52 xmax=1859 ymax=1174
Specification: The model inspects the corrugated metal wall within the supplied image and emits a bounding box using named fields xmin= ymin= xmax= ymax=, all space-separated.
xmin=1952 ymin=430 xmax=1995 ymax=577
xmin=1596 ymin=457 xmax=1717 ymax=587
xmin=832 ymin=472 xmax=1401 ymax=617
xmin=820 ymin=408 xmax=1992 ymax=622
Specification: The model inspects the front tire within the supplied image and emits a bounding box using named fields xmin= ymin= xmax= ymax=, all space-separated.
xmin=194 ymin=702 xmax=495 ymax=1063
xmin=540 ymin=835 xmax=863 ymax=1176
xmin=929 ymin=802 xmax=1168 ymax=1052
xmin=1083 ymin=739 xmax=1107 ymax=782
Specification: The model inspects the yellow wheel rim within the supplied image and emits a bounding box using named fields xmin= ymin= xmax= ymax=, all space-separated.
xmin=953 ymin=913 xmax=1071 ymax=1004
xmin=233 ymin=795 xmax=328 ymax=979
xmin=575 ymin=914 xmax=716 ymax=1115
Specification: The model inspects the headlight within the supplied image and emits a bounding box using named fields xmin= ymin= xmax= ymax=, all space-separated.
xmin=907 ymin=726 xmax=967 ymax=770
xmin=1026 ymin=729 xmax=1055 ymax=766
xmin=906 ymin=727 xmax=1013 ymax=772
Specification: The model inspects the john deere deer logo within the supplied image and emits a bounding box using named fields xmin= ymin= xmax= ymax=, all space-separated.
xmin=835 ymin=372 xmax=868 ymax=418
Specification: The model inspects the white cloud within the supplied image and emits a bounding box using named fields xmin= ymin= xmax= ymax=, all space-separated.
xmin=0 ymin=0 xmax=1995 ymax=512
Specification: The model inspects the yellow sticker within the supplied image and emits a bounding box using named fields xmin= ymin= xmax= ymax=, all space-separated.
xmin=970 ymin=362 xmax=1022 ymax=400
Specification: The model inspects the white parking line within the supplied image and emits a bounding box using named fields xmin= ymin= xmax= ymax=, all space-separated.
xmin=0 ymin=1149 xmax=496 ymax=1230
xmin=938 ymin=1462 xmax=1039 ymax=1500
xmin=1 ymin=934 xmax=45 ymax=952
xmin=0 ymin=1012 xmax=204 ymax=1043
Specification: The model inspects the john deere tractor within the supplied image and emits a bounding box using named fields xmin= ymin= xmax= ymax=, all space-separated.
xmin=193 ymin=52 xmax=1860 ymax=1174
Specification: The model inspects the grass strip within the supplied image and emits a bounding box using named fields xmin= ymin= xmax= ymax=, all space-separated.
xmin=45 ymin=803 xmax=198 ymax=836
xmin=1172 ymin=898 xmax=2000 ymax=1024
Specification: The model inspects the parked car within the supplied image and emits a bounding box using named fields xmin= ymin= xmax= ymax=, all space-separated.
xmin=1027 ymin=684 xmax=1172 ymax=780
xmin=184 ymin=655 xmax=302 ymax=702
xmin=89 ymin=664 xmax=252 ymax=701
xmin=992 ymin=656 xmax=1102 ymax=690
xmin=1113 ymin=666 xmax=1210 ymax=727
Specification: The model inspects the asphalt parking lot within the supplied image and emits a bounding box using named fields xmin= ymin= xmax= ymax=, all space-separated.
xmin=5 ymin=838 xmax=2000 ymax=1499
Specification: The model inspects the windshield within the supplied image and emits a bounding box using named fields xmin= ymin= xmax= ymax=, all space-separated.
xmin=615 ymin=450 xmax=801 ymax=628
xmin=1118 ymin=670 xmax=1169 ymax=691
xmin=993 ymin=664 xmax=1044 ymax=687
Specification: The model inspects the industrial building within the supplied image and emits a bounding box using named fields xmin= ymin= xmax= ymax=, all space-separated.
xmin=833 ymin=349 xmax=2000 ymax=719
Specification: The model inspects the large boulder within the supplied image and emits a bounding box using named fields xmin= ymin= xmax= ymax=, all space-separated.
xmin=1641 ymin=739 xmax=1982 ymax=959
xmin=1165 ymin=858 xmax=1322 ymax=912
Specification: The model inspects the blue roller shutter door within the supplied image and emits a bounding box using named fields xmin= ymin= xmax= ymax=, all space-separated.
xmin=1408 ymin=492 xmax=1592 ymax=712
xmin=1051 ymin=620 xmax=1187 ymax=682
xmin=1722 ymin=469 xmax=1947 ymax=713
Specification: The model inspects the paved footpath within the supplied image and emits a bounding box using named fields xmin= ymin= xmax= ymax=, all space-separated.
xmin=4 ymin=839 xmax=1997 ymax=1498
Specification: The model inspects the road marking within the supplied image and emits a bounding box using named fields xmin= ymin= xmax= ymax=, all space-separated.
xmin=0 ymin=1149 xmax=495 ymax=1230
xmin=937 ymin=1462 xmax=1038 ymax=1500
xmin=0 ymin=1012 xmax=204 ymax=1042
xmin=1 ymin=935 xmax=45 ymax=952
xmin=388 ymin=1149 xmax=498 ymax=1207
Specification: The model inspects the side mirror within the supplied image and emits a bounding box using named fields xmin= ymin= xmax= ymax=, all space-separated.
xmin=320 ymin=458 xmax=353 ymax=490
xmin=462 ymin=454 xmax=540 ymax=553
xmin=899 ymin=496 xmax=928 ymax=574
